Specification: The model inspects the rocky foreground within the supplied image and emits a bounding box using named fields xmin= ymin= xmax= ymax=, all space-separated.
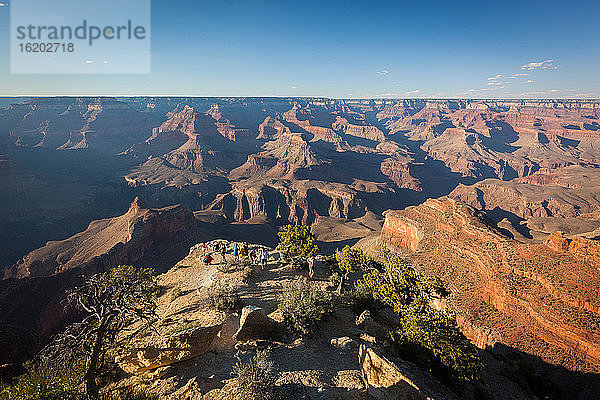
xmin=105 ymin=239 xmax=532 ymax=400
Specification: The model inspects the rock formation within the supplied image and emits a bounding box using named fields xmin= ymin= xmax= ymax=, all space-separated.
xmin=0 ymin=198 xmax=198 ymax=364
xmin=359 ymin=345 xmax=458 ymax=400
xmin=4 ymin=197 xmax=197 ymax=279
xmin=4 ymin=97 xmax=159 ymax=152
xmin=449 ymin=165 xmax=600 ymax=236
xmin=116 ymin=324 xmax=223 ymax=374
xmin=380 ymin=197 xmax=600 ymax=375
xmin=257 ymin=116 xmax=290 ymax=140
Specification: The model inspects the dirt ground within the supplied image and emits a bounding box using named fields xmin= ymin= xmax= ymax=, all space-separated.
xmin=126 ymin=239 xmax=372 ymax=399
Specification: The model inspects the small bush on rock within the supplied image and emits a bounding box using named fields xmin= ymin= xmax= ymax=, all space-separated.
xmin=231 ymin=349 xmax=279 ymax=400
xmin=334 ymin=245 xmax=376 ymax=293
xmin=0 ymin=361 xmax=84 ymax=400
xmin=278 ymin=277 xmax=333 ymax=334
xmin=208 ymin=280 xmax=241 ymax=313
xmin=359 ymin=249 xmax=481 ymax=383
xmin=218 ymin=258 xmax=250 ymax=273
xmin=277 ymin=224 xmax=319 ymax=262
xmin=342 ymin=278 xmax=383 ymax=312
xmin=328 ymin=271 xmax=341 ymax=289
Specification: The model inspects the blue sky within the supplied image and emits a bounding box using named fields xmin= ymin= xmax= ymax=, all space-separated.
xmin=0 ymin=0 xmax=599 ymax=98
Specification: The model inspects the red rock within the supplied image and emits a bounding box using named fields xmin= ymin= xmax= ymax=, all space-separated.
xmin=380 ymin=197 xmax=600 ymax=373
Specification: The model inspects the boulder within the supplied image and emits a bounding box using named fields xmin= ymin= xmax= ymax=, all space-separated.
xmin=359 ymin=345 xmax=457 ymax=400
xmin=210 ymin=313 xmax=240 ymax=352
xmin=233 ymin=305 xmax=277 ymax=341
xmin=330 ymin=336 xmax=357 ymax=350
xmin=116 ymin=324 xmax=222 ymax=374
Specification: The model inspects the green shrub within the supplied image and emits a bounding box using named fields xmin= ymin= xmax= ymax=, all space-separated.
xmin=277 ymin=225 xmax=319 ymax=261
xmin=208 ymin=280 xmax=241 ymax=313
xmin=328 ymin=271 xmax=341 ymax=289
xmin=278 ymin=277 xmax=333 ymax=334
xmin=335 ymin=245 xmax=368 ymax=276
xmin=342 ymin=278 xmax=383 ymax=312
xmin=388 ymin=302 xmax=481 ymax=383
xmin=333 ymin=245 xmax=378 ymax=293
xmin=0 ymin=361 xmax=84 ymax=400
xmin=359 ymin=249 xmax=481 ymax=383
xmin=231 ymin=349 xmax=279 ymax=400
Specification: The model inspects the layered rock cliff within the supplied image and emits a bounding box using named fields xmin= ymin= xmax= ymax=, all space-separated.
xmin=380 ymin=197 xmax=600 ymax=375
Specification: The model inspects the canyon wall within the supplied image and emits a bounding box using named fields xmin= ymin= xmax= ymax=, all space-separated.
xmin=0 ymin=198 xmax=199 ymax=364
xmin=380 ymin=197 xmax=600 ymax=374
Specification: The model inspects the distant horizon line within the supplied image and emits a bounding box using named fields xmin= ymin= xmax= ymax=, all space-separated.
xmin=1 ymin=95 xmax=599 ymax=101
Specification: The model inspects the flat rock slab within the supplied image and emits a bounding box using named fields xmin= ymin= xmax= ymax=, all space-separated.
xmin=117 ymin=324 xmax=222 ymax=374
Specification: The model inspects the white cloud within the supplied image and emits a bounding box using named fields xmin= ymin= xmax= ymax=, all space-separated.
xmin=0 ymin=3 xmax=7 ymax=6
xmin=405 ymin=90 xmax=420 ymax=96
xmin=85 ymin=60 xmax=92 ymax=64
xmin=290 ymin=86 xmax=297 ymax=89
xmin=525 ymin=80 xmax=533 ymax=84
xmin=487 ymin=74 xmax=502 ymax=80
xmin=520 ymin=88 xmax=569 ymax=97
xmin=454 ymin=87 xmax=491 ymax=97
xmin=521 ymin=59 xmax=556 ymax=70
xmin=572 ymin=93 xmax=599 ymax=98
xmin=376 ymin=69 xmax=389 ymax=76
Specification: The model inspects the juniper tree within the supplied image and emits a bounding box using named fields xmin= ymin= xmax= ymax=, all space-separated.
xmin=37 ymin=265 xmax=158 ymax=398
xmin=359 ymin=249 xmax=480 ymax=382
xmin=334 ymin=245 xmax=370 ymax=293
xmin=277 ymin=224 xmax=319 ymax=262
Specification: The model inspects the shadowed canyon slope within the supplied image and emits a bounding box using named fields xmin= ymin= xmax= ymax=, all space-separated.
xmin=0 ymin=198 xmax=199 ymax=364
xmin=3 ymin=198 xmax=197 ymax=279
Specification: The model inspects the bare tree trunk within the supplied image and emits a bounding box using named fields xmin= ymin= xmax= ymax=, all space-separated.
xmin=85 ymin=323 xmax=105 ymax=399
xmin=337 ymin=273 xmax=347 ymax=294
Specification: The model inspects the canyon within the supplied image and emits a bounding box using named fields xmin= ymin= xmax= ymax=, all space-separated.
xmin=3 ymin=97 xmax=600 ymax=260
xmin=378 ymin=197 xmax=600 ymax=397
xmin=1 ymin=97 xmax=600 ymax=397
